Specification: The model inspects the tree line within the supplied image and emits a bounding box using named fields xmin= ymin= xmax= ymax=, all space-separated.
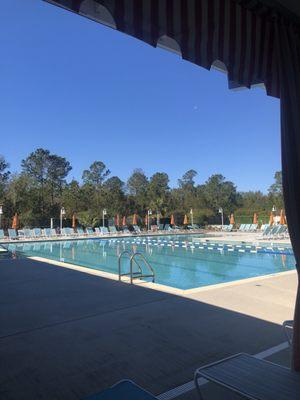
xmin=0 ymin=148 xmax=284 ymax=228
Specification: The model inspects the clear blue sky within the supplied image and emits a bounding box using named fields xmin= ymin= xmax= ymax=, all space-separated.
xmin=1 ymin=0 xmax=280 ymax=192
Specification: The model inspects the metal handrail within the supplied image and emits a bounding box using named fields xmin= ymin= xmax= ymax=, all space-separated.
xmin=118 ymin=250 xmax=144 ymax=281
xmin=130 ymin=252 xmax=155 ymax=284
xmin=118 ymin=250 xmax=155 ymax=284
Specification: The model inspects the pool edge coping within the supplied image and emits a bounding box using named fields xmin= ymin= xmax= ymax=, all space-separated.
xmin=27 ymin=255 xmax=297 ymax=298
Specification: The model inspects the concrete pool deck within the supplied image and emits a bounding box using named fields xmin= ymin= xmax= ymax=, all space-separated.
xmin=0 ymin=229 xmax=291 ymax=247
xmin=0 ymin=255 xmax=296 ymax=400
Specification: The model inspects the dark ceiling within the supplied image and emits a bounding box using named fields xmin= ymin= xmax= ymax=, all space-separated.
xmin=275 ymin=0 xmax=300 ymax=18
xmin=240 ymin=0 xmax=300 ymax=23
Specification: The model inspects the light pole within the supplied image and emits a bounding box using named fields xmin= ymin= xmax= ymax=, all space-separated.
xmin=218 ymin=207 xmax=224 ymax=229
xmin=148 ymin=209 xmax=152 ymax=232
xmin=190 ymin=208 xmax=194 ymax=226
xmin=156 ymin=210 xmax=160 ymax=227
xmin=0 ymin=204 xmax=3 ymax=229
xmin=102 ymin=209 xmax=107 ymax=228
xmin=60 ymin=207 xmax=66 ymax=233
xmin=272 ymin=205 xmax=277 ymax=225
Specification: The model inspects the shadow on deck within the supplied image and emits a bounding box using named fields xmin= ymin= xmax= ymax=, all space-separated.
xmin=0 ymin=257 xmax=294 ymax=399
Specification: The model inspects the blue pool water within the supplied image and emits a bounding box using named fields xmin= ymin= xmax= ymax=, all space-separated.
xmin=5 ymin=235 xmax=295 ymax=290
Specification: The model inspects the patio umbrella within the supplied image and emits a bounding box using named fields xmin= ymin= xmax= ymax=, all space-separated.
xmin=253 ymin=213 xmax=258 ymax=224
xmin=170 ymin=214 xmax=175 ymax=225
xmin=183 ymin=214 xmax=188 ymax=225
xmin=115 ymin=214 xmax=120 ymax=226
xmin=12 ymin=213 xmax=19 ymax=229
xmin=122 ymin=216 xmax=126 ymax=226
xmin=269 ymin=212 xmax=274 ymax=225
xmin=72 ymin=213 xmax=76 ymax=228
xmin=145 ymin=215 xmax=148 ymax=226
xmin=280 ymin=209 xmax=286 ymax=225
xmin=132 ymin=213 xmax=138 ymax=225
xmin=230 ymin=213 xmax=235 ymax=225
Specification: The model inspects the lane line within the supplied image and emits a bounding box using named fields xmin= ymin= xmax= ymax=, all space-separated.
xmin=157 ymin=341 xmax=289 ymax=400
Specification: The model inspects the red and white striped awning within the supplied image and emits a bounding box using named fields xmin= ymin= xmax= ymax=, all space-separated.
xmin=44 ymin=0 xmax=285 ymax=98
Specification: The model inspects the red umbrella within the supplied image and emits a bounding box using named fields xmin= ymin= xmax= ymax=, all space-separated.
xmin=12 ymin=213 xmax=19 ymax=229
xmin=253 ymin=213 xmax=258 ymax=224
xmin=72 ymin=213 xmax=76 ymax=228
xmin=170 ymin=214 xmax=175 ymax=225
xmin=132 ymin=213 xmax=138 ymax=225
xmin=280 ymin=209 xmax=286 ymax=225
xmin=183 ymin=214 xmax=188 ymax=225
xmin=115 ymin=214 xmax=120 ymax=226
xmin=122 ymin=216 xmax=126 ymax=226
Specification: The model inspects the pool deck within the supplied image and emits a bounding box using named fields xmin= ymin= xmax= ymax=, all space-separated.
xmin=0 ymin=229 xmax=291 ymax=247
xmin=0 ymin=255 xmax=296 ymax=400
xmin=194 ymin=231 xmax=291 ymax=246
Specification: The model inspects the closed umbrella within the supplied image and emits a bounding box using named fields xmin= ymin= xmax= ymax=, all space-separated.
xmin=253 ymin=213 xmax=258 ymax=224
xmin=132 ymin=213 xmax=138 ymax=225
xmin=115 ymin=214 xmax=120 ymax=226
xmin=269 ymin=212 xmax=274 ymax=225
xmin=183 ymin=214 xmax=188 ymax=225
xmin=170 ymin=214 xmax=175 ymax=225
xmin=122 ymin=216 xmax=126 ymax=226
xmin=72 ymin=213 xmax=76 ymax=229
xmin=279 ymin=209 xmax=286 ymax=225
xmin=144 ymin=215 xmax=148 ymax=226
xmin=12 ymin=213 xmax=19 ymax=229
xmin=229 ymin=213 xmax=235 ymax=225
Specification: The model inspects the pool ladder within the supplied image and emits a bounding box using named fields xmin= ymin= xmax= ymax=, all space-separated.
xmin=118 ymin=250 xmax=155 ymax=284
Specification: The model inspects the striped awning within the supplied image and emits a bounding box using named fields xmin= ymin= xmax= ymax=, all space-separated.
xmin=43 ymin=0 xmax=288 ymax=98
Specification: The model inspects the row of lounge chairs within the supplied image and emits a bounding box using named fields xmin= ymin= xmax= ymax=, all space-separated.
xmin=0 ymin=223 xmax=201 ymax=241
xmin=222 ymin=224 xmax=233 ymax=232
xmin=0 ymin=226 xmax=129 ymax=241
xmin=238 ymin=223 xmax=258 ymax=232
xmin=260 ymin=224 xmax=288 ymax=239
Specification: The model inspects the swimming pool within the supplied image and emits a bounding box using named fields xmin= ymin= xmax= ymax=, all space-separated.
xmin=5 ymin=235 xmax=295 ymax=290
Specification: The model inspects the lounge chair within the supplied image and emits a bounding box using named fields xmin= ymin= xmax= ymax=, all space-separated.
xmin=0 ymin=229 xmax=7 ymax=241
xmin=249 ymin=223 xmax=258 ymax=231
xmin=239 ymin=224 xmax=246 ymax=231
xmin=194 ymin=353 xmax=300 ymax=400
xmin=122 ymin=227 xmax=130 ymax=234
xmin=61 ymin=228 xmax=68 ymax=236
xmin=50 ymin=228 xmax=58 ymax=237
xmin=21 ymin=229 xmax=32 ymax=239
xmin=259 ymin=225 xmax=273 ymax=238
xmin=44 ymin=228 xmax=57 ymax=238
xmin=100 ymin=227 xmax=109 ymax=235
xmin=86 ymin=227 xmax=94 ymax=235
xmin=191 ymin=223 xmax=200 ymax=230
xmin=76 ymin=227 xmax=85 ymax=236
xmin=68 ymin=227 xmax=78 ymax=236
xmin=132 ymin=225 xmax=141 ymax=234
xmin=266 ymin=225 xmax=281 ymax=239
xmin=108 ymin=225 xmax=118 ymax=234
xmin=8 ymin=229 xmax=18 ymax=240
xmin=31 ymin=228 xmax=42 ymax=238
xmin=227 ymin=224 xmax=233 ymax=232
